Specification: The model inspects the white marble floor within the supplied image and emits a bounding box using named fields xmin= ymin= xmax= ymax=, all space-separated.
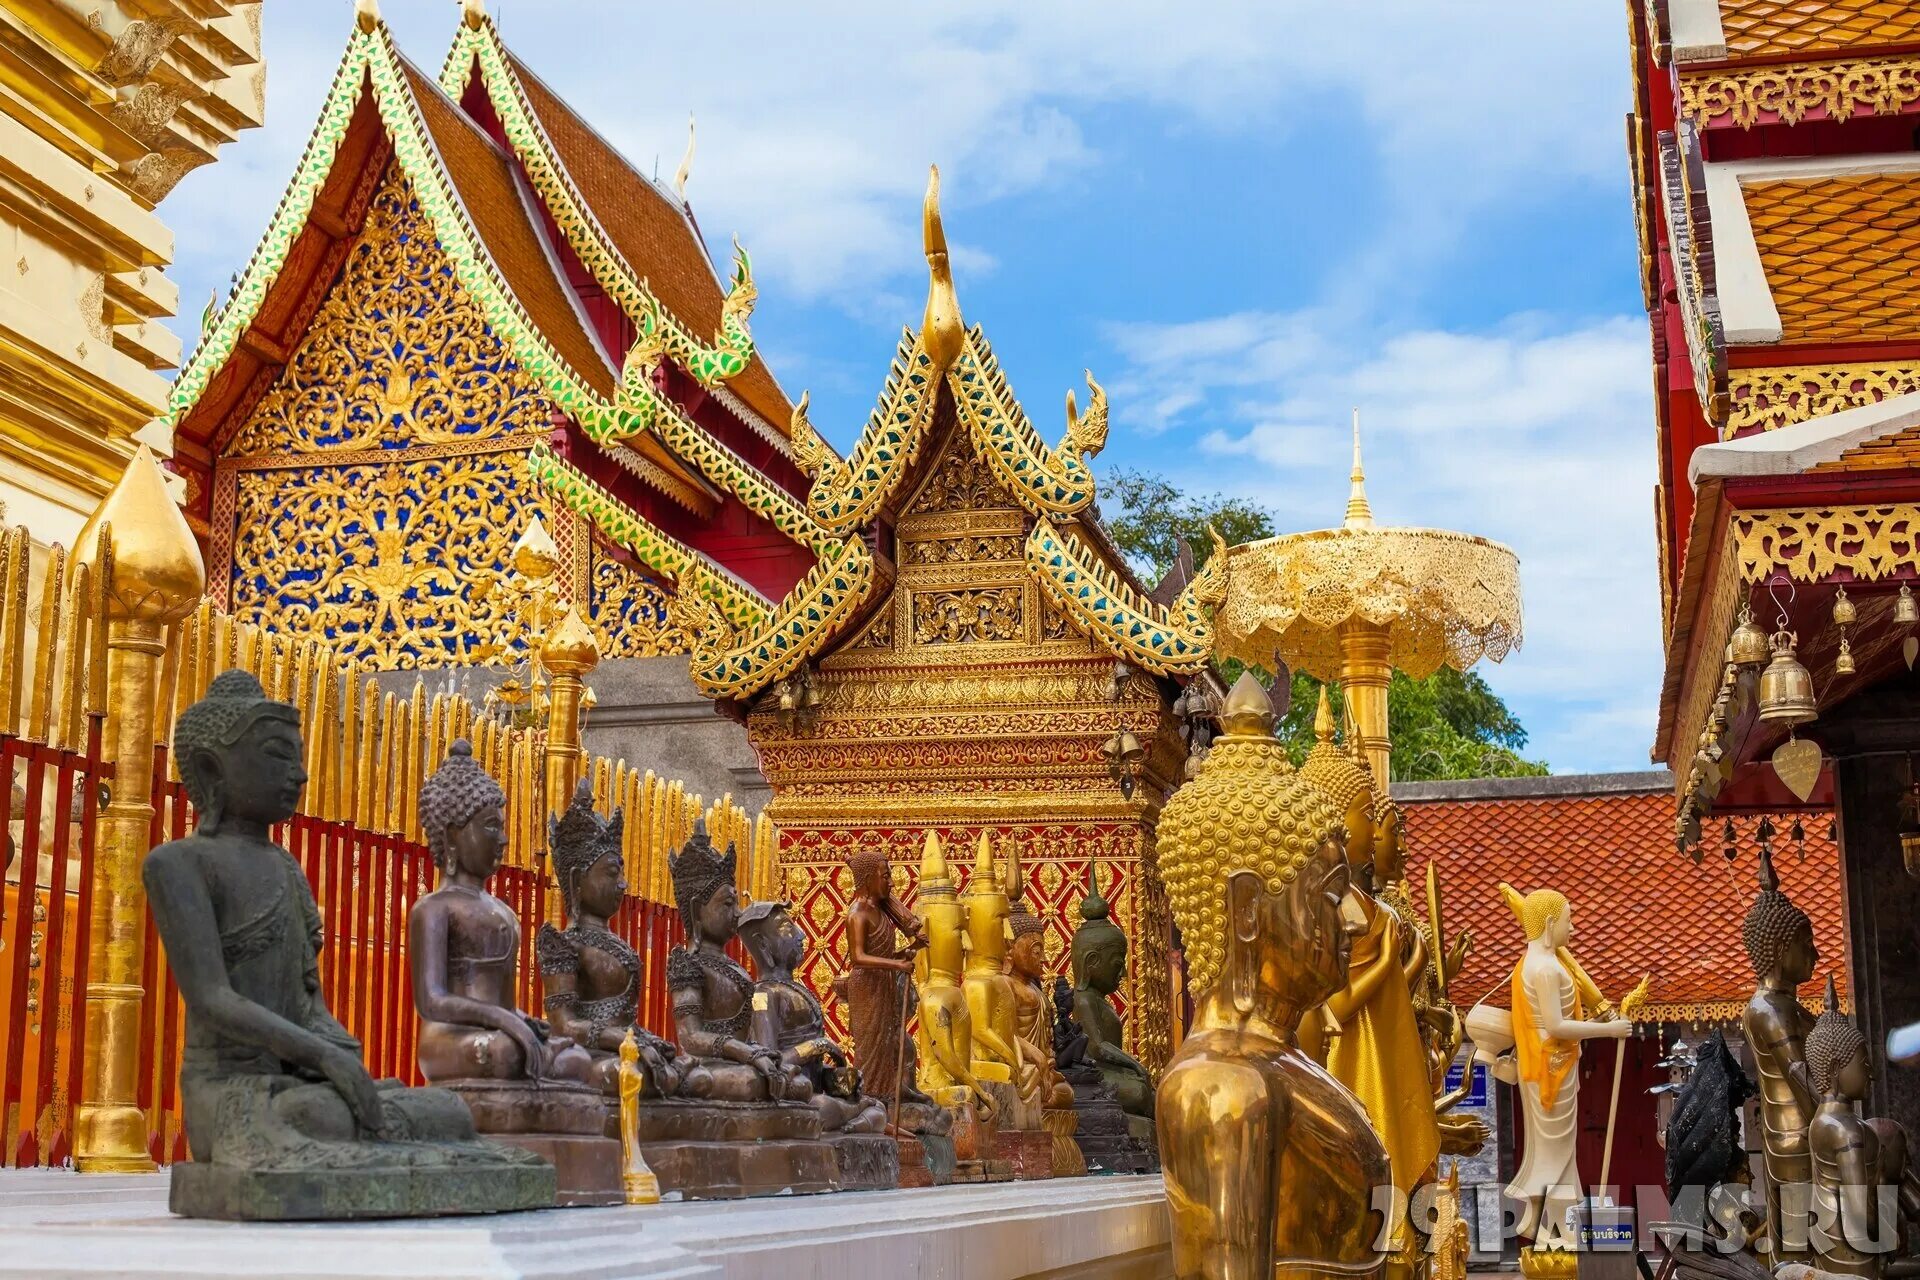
xmin=0 ymin=1168 xmax=1171 ymax=1280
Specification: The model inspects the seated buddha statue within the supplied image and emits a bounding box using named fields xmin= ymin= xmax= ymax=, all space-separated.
xmin=664 ymin=822 xmax=810 ymax=1104
xmin=1069 ymin=879 xmax=1154 ymax=1126
xmin=143 ymin=671 xmax=551 ymax=1219
xmin=535 ymin=781 xmax=698 ymax=1102
xmin=738 ymin=899 xmax=887 ymax=1133
xmin=1802 ymin=981 xmax=1909 ymax=1278
xmin=1156 ymin=672 xmax=1390 ymax=1280
xmin=1007 ymin=894 xmax=1073 ymax=1113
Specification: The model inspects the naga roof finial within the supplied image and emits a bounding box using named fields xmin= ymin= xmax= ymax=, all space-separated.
xmin=672 ymin=115 xmax=695 ymax=202
xmin=355 ymin=0 xmax=382 ymax=34
xmin=922 ymin=165 xmax=963 ymax=371
xmin=1345 ymin=407 xmax=1374 ymax=530
xmin=459 ymin=0 xmax=486 ymax=30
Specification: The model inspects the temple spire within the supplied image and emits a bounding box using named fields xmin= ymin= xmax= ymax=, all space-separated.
xmin=1314 ymin=685 xmax=1335 ymax=744
xmin=1345 ymin=407 xmax=1374 ymax=530
xmin=921 ymin=165 xmax=963 ymax=370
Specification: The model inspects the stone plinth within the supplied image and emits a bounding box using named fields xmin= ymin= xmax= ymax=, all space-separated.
xmin=991 ymin=1127 xmax=1054 ymax=1181
xmin=635 ymin=1097 xmax=839 ymax=1199
xmin=442 ymin=1080 xmax=620 ymax=1207
xmin=824 ymin=1132 xmax=900 ymax=1191
xmin=0 ymin=1168 xmax=1174 ymax=1279
xmin=167 ymin=1160 xmax=554 ymax=1222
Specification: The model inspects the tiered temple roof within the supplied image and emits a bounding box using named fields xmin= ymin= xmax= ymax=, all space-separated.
xmin=1630 ymin=0 xmax=1920 ymax=819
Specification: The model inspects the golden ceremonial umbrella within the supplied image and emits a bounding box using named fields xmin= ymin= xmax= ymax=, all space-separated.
xmin=1214 ymin=414 xmax=1523 ymax=783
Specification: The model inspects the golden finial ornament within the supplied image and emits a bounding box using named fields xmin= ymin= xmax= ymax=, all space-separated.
xmin=512 ymin=516 xmax=560 ymax=580
xmin=459 ymin=0 xmax=486 ymax=29
xmin=540 ymin=606 xmax=600 ymax=679
xmin=354 ymin=0 xmax=381 ymax=34
xmin=921 ymin=166 xmax=963 ymax=371
xmin=73 ymin=445 xmax=206 ymax=622
xmin=672 ymin=115 xmax=696 ymax=202
xmin=1345 ymin=408 xmax=1374 ymax=530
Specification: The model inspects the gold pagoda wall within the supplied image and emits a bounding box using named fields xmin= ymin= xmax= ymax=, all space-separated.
xmin=752 ymin=438 xmax=1183 ymax=1077
xmin=0 ymin=0 xmax=265 ymax=544
xmin=210 ymin=163 xmax=677 ymax=668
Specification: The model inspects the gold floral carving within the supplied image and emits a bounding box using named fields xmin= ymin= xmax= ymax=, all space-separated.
xmin=907 ymin=446 xmax=1012 ymax=515
xmin=903 ymin=532 xmax=1023 ymax=564
xmin=1726 ymin=363 xmax=1920 ymax=437
xmin=1729 ymin=506 xmax=1920 ymax=583
xmin=590 ymin=543 xmax=687 ymax=660
xmin=226 ymin=164 xmax=548 ymax=458
xmin=1681 ymin=56 xmax=1920 ymax=129
xmin=909 ymin=584 xmax=1023 ymax=645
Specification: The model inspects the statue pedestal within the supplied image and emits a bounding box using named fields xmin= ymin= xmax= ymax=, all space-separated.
xmin=634 ymin=1099 xmax=839 ymax=1200
xmin=950 ymin=1083 xmax=1017 ymax=1183
xmin=168 ymin=1159 xmax=554 ymax=1222
xmin=1070 ymin=1090 xmax=1156 ymax=1175
xmin=1043 ymin=1108 xmax=1086 ymax=1178
xmin=824 ymin=1133 xmax=900 ymax=1191
xmin=441 ymin=1080 xmax=620 ymax=1207
xmin=991 ymin=1127 xmax=1054 ymax=1181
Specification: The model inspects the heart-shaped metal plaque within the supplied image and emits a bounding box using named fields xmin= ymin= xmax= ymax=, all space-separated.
xmin=1772 ymin=737 xmax=1821 ymax=803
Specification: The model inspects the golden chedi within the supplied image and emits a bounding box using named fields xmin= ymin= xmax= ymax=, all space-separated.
xmin=1297 ymin=688 xmax=1441 ymax=1277
xmin=1157 ymin=672 xmax=1389 ymax=1280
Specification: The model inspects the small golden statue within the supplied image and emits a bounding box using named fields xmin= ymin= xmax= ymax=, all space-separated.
xmin=617 ymin=1030 xmax=660 ymax=1205
xmin=962 ymin=833 xmax=1031 ymax=1102
xmin=1156 ymin=672 xmax=1390 ymax=1280
xmin=913 ymin=832 xmax=998 ymax=1115
xmin=1477 ymin=885 xmax=1632 ymax=1272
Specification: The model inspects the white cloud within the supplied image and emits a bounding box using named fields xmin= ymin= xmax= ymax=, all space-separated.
xmin=1101 ymin=311 xmax=1660 ymax=774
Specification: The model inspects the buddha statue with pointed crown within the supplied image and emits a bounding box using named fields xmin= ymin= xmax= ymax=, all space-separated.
xmin=1297 ymin=687 xmax=1441 ymax=1276
xmin=1157 ymin=671 xmax=1389 ymax=1279
xmin=145 ymin=671 xmax=551 ymax=1219
xmin=411 ymin=742 xmax=619 ymax=1203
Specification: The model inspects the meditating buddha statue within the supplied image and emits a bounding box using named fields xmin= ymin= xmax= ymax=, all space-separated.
xmin=1156 ymin=671 xmax=1389 ymax=1280
xmin=963 ymin=833 xmax=1031 ymax=1102
xmin=1802 ymin=980 xmax=1908 ymax=1279
xmin=1007 ymin=880 xmax=1079 ymax=1177
xmin=411 ymin=742 xmax=618 ymax=1204
xmin=1742 ymin=844 xmax=1821 ymax=1265
xmin=1296 ymin=689 xmax=1440 ymax=1276
xmin=536 ymin=781 xmax=695 ymax=1104
xmin=144 ymin=671 xmax=551 ymax=1219
xmin=913 ymin=831 xmax=999 ymax=1116
xmin=1069 ymin=877 xmax=1155 ymax=1136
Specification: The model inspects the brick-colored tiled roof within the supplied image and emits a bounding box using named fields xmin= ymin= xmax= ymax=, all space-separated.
xmin=1747 ymin=172 xmax=1920 ymax=345
xmin=507 ymin=53 xmax=795 ymax=435
xmin=1719 ymin=0 xmax=1920 ymax=60
xmin=1402 ymin=788 xmax=1848 ymax=1023
xmin=404 ymin=60 xmax=615 ymax=397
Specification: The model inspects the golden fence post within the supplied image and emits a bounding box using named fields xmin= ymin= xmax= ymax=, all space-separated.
xmin=540 ymin=606 xmax=598 ymax=923
xmin=74 ymin=449 xmax=205 ymax=1173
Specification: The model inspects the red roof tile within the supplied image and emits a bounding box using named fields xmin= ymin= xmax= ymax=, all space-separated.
xmin=1401 ymin=787 xmax=1847 ymax=1023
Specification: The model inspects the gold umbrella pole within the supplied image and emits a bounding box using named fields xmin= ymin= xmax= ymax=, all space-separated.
xmin=75 ymin=448 xmax=205 ymax=1172
xmin=541 ymin=606 xmax=599 ymax=926
xmin=1339 ymin=617 xmax=1393 ymax=785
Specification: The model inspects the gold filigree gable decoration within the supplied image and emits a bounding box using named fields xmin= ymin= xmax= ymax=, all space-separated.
xmin=1680 ymin=56 xmax=1920 ymax=129
xmin=1218 ymin=525 xmax=1523 ymax=680
xmin=226 ymin=164 xmax=546 ymax=458
xmin=1726 ymin=363 xmax=1920 ymax=437
xmin=1730 ymin=506 xmax=1920 ymax=583
xmin=227 ymin=451 xmax=545 ymax=667
xmin=910 ymin=585 xmax=1023 ymax=646
xmin=590 ymin=542 xmax=687 ymax=660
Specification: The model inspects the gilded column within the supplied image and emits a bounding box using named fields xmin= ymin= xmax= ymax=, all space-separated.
xmin=541 ymin=605 xmax=599 ymax=923
xmin=74 ymin=448 xmax=205 ymax=1172
xmin=1339 ymin=617 xmax=1393 ymax=786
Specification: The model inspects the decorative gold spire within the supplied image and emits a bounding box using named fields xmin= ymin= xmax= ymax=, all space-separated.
xmin=1314 ymin=685 xmax=1335 ymax=744
xmin=974 ymin=829 xmax=995 ymax=884
xmin=921 ymin=829 xmax=948 ymax=885
xmin=511 ymin=516 xmax=560 ymax=580
xmin=1344 ymin=408 xmax=1373 ymax=530
xmin=1219 ymin=670 xmax=1274 ymax=738
xmin=540 ymin=605 xmax=600 ymax=675
xmin=672 ymin=115 xmax=696 ymax=202
xmin=921 ymin=165 xmax=963 ymax=370
xmin=355 ymin=0 xmax=381 ymax=34
xmin=73 ymin=446 xmax=206 ymax=623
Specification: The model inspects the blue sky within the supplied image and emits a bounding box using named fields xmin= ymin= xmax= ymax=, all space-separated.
xmin=163 ymin=1 xmax=1656 ymax=775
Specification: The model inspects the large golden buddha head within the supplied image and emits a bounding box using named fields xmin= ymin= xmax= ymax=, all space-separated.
xmin=1160 ymin=672 xmax=1354 ymax=1007
xmin=1298 ymin=686 xmax=1379 ymax=881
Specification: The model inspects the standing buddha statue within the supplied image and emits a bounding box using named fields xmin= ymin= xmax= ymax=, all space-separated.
xmin=913 ymin=832 xmax=998 ymax=1115
xmin=963 ymin=833 xmax=1031 ymax=1104
xmin=1742 ymin=843 xmax=1820 ymax=1265
xmin=1156 ymin=671 xmax=1389 ymax=1279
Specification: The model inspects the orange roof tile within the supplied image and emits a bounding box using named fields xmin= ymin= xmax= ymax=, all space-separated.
xmin=403 ymin=60 xmax=615 ymax=397
xmin=1719 ymin=0 xmax=1920 ymax=60
xmin=1747 ymin=171 xmax=1920 ymax=345
xmin=1400 ymin=784 xmax=1847 ymax=1022
xmin=506 ymin=53 xmax=796 ymax=434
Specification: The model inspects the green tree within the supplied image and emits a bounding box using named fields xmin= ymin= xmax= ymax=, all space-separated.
xmin=1100 ymin=468 xmax=1548 ymax=781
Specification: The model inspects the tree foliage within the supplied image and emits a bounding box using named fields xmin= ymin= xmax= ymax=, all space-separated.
xmin=1100 ymin=468 xmax=1548 ymax=782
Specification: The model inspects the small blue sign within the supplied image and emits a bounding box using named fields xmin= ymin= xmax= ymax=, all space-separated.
xmin=1445 ymin=1062 xmax=1489 ymax=1108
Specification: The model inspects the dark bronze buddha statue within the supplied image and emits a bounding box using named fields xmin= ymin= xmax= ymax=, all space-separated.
xmin=144 ymin=671 xmax=551 ymax=1219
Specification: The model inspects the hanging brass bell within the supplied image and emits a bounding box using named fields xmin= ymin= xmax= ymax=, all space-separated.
xmin=1832 ymin=585 xmax=1856 ymax=627
xmin=1899 ymin=584 xmax=1919 ymax=626
xmin=1757 ymin=630 xmax=1817 ymax=724
xmin=1729 ymin=605 xmax=1770 ymax=667
xmin=1836 ymin=635 xmax=1856 ymax=676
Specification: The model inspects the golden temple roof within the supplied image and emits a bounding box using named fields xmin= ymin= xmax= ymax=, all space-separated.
xmin=1718 ymin=0 xmax=1920 ymax=59
xmin=1747 ymin=171 xmax=1920 ymax=344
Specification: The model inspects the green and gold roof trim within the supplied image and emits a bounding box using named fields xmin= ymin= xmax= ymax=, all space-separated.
xmin=789 ymin=329 xmax=939 ymax=533
xmin=669 ymin=537 xmax=876 ymax=699
xmin=528 ymin=444 xmax=769 ymax=631
xmin=1027 ymin=519 xmax=1226 ymax=676
xmin=953 ymin=328 xmax=1105 ymax=520
xmin=440 ymin=12 xmax=759 ymax=388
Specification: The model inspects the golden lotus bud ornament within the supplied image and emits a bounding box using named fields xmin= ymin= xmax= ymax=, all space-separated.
xmin=1729 ymin=604 xmax=1770 ymax=668
xmin=1757 ymin=630 xmax=1816 ymax=725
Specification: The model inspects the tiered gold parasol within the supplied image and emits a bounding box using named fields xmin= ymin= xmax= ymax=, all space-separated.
xmin=1214 ymin=415 xmax=1523 ymax=782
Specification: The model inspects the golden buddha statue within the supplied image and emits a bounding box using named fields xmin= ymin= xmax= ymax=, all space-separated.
xmin=913 ymin=832 xmax=998 ymax=1115
xmin=1297 ymin=689 xmax=1440 ymax=1276
xmin=1157 ymin=672 xmax=1389 ymax=1280
xmin=963 ymin=833 xmax=1031 ymax=1103
xmin=1742 ymin=844 xmax=1819 ymax=1265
